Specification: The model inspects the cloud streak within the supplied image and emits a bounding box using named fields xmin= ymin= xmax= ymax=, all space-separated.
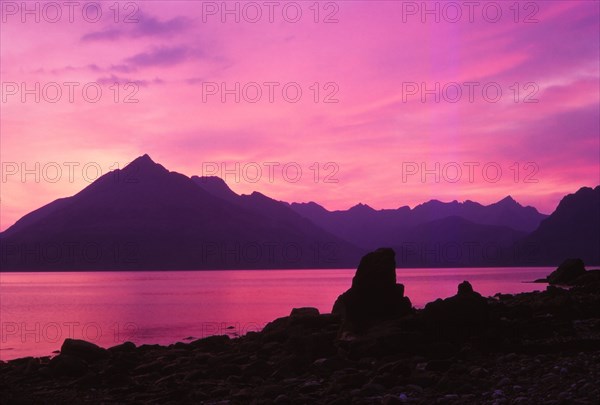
xmin=81 ymin=12 xmax=190 ymax=42
xmin=125 ymin=46 xmax=203 ymax=67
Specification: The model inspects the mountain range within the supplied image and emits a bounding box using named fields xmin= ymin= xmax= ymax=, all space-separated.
xmin=1 ymin=154 xmax=598 ymax=270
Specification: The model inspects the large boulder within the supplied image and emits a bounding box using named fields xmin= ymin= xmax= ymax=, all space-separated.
xmin=60 ymin=338 xmax=108 ymax=362
xmin=546 ymin=258 xmax=586 ymax=285
xmin=422 ymin=281 xmax=489 ymax=331
xmin=332 ymin=248 xmax=412 ymax=330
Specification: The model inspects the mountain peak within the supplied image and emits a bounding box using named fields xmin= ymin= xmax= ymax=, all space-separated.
xmin=496 ymin=195 xmax=520 ymax=206
xmin=125 ymin=154 xmax=165 ymax=170
xmin=349 ymin=203 xmax=374 ymax=212
xmin=115 ymin=154 xmax=170 ymax=181
xmin=132 ymin=153 xmax=155 ymax=164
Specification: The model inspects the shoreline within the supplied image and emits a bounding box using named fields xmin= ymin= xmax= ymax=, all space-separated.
xmin=1 ymin=254 xmax=599 ymax=404
xmin=0 ymin=283 xmax=552 ymax=363
xmin=1 ymin=265 xmax=581 ymax=273
xmin=0 ymin=267 xmax=554 ymax=363
xmin=1 ymin=286 xmax=598 ymax=404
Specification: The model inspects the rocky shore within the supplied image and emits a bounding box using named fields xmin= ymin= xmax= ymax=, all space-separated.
xmin=1 ymin=249 xmax=599 ymax=404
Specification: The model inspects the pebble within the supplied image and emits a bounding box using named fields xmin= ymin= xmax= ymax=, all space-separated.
xmin=497 ymin=377 xmax=511 ymax=387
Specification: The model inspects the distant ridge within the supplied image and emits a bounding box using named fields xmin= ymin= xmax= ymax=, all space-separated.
xmin=0 ymin=155 xmax=361 ymax=270
xmin=289 ymin=195 xmax=548 ymax=251
xmin=1 ymin=154 xmax=597 ymax=270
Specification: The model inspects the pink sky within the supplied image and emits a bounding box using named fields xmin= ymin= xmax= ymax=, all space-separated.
xmin=1 ymin=1 xmax=599 ymax=231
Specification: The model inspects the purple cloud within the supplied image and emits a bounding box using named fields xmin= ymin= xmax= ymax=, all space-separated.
xmin=96 ymin=74 xmax=164 ymax=87
xmin=125 ymin=46 xmax=202 ymax=67
xmin=82 ymin=12 xmax=190 ymax=42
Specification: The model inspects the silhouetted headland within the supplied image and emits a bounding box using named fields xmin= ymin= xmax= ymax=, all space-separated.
xmin=1 ymin=248 xmax=599 ymax=404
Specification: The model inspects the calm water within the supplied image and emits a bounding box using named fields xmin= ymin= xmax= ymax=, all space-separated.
xmin=0 ymin=268 xmax=551 ymax=360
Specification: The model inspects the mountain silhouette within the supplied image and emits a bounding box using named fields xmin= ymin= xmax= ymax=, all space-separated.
xmin=0 ymin=155 xmax=361 ymax=270
xmin=290 ymin=196 xmax=546 ymax=251
xmin=1 ymin=154 xmax=597 ymax=270
xmin=393 ymin=216 xmax=527 ymax=267
xmin=192 ymin=176 xmax=239 ymax=203
xmin=193 ymin=176 xmax=359 ymax=255
xmin=515 ymin=186 xmax=600 ymax=265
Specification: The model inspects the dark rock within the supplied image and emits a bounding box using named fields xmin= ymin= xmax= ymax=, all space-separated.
xmin=382 ymin=394 xmax=408 ymax=405
xmin=571 ymin=270 xmax=600 ymax=290
xmin=334 ymin=370 xmax=368 ymax=389
xmin=190 ymin=335 xmax=230 ymax=352
xmin=60 ymin=338 xmax=107 ymax=362
xmin=290 ymin=307 xmax=320 ymax=317
xmin=422 ymin=281 xmax=489 ymax=332
xmin=425 ymin=359 xmax=453 ymax=372
xmin=332 ymin=248 xmax=412 ymax=330
xmin=547 ymin=258 xmax=586 ymax=285
xmin=210 ymin=363 xmax=242 ymax=378
xmin=361 ymin=382 xmax=385 ymax=395
xmin=49 ymin=354 xmax=88 ymax=376
xmin=458 ymin=280 xmax=474 ymax=295
xmin=108 ymin=341 xmax=136 ymax=353
xmin=133 ymin=359 xmax=164 ymax=374
xmin=274 ymin=394 xmax=290 ymax=404
xmin=352 ymin=248 xmax=397 ymax=290
xmin=242 ymin=359 xmax=272 ymax=379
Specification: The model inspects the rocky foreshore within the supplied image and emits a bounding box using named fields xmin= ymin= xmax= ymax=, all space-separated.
xmin=2 ymin=249 xmax=600 ymax=404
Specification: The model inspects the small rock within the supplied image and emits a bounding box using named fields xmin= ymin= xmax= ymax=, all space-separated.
xmin=290 ymin=307 xmax=320 ymax=317
xmin=383 ymin=394 xmax=408 ymax=404
xmin=361 ymin=382 xmax=385 ymax=395
xmin=273 ymin=396 xmax=289 ymax=405
xmin=497 ymin=377 xmax=511 ymax=387
xmin=470 ymin=367 xmax=488 ymax=378
xmin=406 ymin=384 xmax=424 ymax=393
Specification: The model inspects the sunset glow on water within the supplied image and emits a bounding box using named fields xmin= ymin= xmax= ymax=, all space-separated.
xmin=0 ymin=267 xmax=552 ymax=360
